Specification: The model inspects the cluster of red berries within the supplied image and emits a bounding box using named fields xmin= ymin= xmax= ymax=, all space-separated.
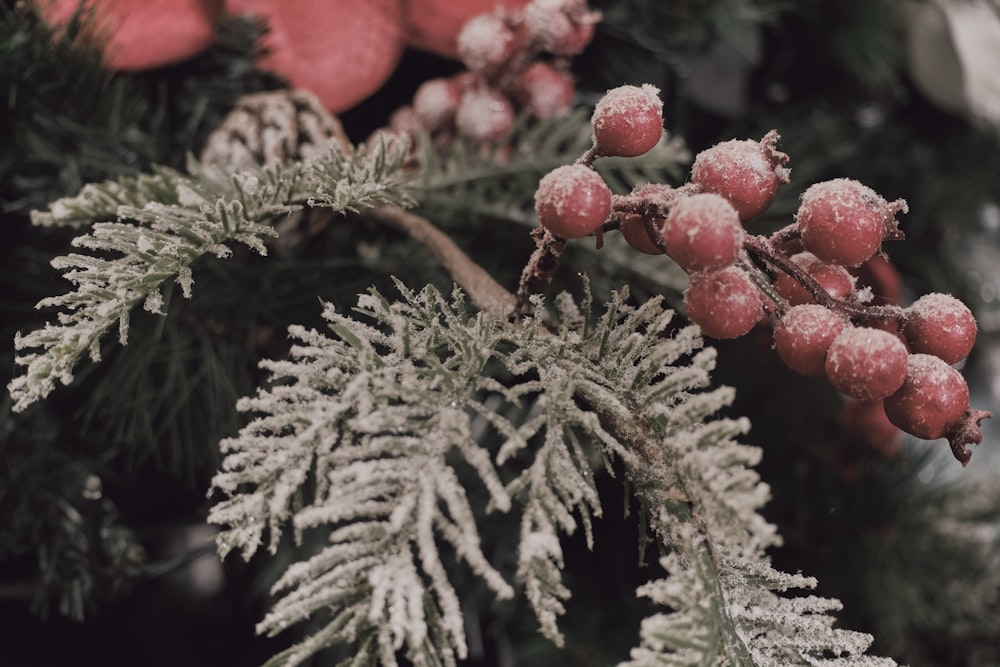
xmin=389 ymin=0 xmax=601 ymax=146
xmin=533 ymin=84 xmax=991 ymax=465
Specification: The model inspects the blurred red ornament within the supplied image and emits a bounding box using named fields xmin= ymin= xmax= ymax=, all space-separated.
xmin=35 ymin=0 xmax=220 ymax=70
xmin=225 ymin=0 xmax=405 ymax=112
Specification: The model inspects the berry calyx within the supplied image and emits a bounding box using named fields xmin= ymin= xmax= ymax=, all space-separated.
xmin=796 ymin=178 xmax=907 ymax=266
xmin=773 ymin=304 xmax=847 ymax=376
xmin=684 ymin=267 xmax=764 ymax=339
xmin=901 ymin=292 xmax=978 ymax=364
xmin=534 ymin=164 xmax=611 ymax=239
xmin=619 ymin=214 xmax=664 ymax=255
xmin=773 ymin=251 xmax=855 ymax=306
xmin=884 ymin=354 xmax=969 ymax=440
xmin=690 ymin=130 xmax=790 ymax=221
xmin=591 ymin=84 xmax=664 ymax=158
xmin=662 ymin=193 xmax=745 ymax=273
xmin=824 ymin=326 xmax=909 ymax=400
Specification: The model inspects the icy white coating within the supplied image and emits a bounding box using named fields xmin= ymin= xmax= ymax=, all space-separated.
xmin=534 ymin=163 xmax=610 ymax=236
xmin=455 ymin=88 xmax=515 ymax=142
xmin=413 ymin=78 xmax=461 ymax=130
xmin=884 ymin=353 xmax=968 ymax=439
xmin=825 ymin=326 xmax=908 ymax=399
xmin=457 ymin=14 xmax=515 ymax=72
xmin=773 ymin=304 xmax=847 ymax=375
xmin=592 ymin=83 xmax=664 ymax=130
xmin=663 ymin=192 xmax=744 ymax=272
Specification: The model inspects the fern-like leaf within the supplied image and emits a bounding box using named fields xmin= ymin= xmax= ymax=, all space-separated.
xmin=9 ymin=135 xmax=413 ymax=412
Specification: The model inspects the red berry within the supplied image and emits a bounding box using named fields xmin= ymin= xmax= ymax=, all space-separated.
xmin=825 ymin=326 xmax=908 ymax=400
xmin=514 ymin=62 xmax=575 ymax=120
xmin=773 ymin=251 xmax=855 ymax=306
xmin=901 ymin=292 xmax=977 ymax=364
xmin=523 ymin=0 xmax=599 ymax=55
xmin=884 ymin=354 xmax=970 ymax=440
xmin=797 ymin=178 xmax=906 ymax=266
xmin=619 ymin=214 xmax=664 ymax=255
xmin=455 ymin=88 xmax=515 ymax=142
xmin=591 ymin=84 xmax=664 ymax=158
xmin=457 ymin=13 xmax=519 ymax=74
xmin=662 ymin=193 xmax=744 ymax=273
xmin=413 ymin=77 xmax=463 ymax=131
xmin=773 ymin=304 xmax=847 ymax=376
xmin=684 ymin=267 xmax=764 ymax=339
xmin=534 ymin=164 xmax=611 ymax=239
xmin=690 ymin=130 xmax=790 ymax=221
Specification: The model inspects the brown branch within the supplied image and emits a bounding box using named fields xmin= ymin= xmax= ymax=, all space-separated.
xmin=367 ymin=205 xmax=516 ymax=319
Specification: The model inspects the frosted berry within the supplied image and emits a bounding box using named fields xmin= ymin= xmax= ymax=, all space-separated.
xmin=619 ymin=214 xmax=664 ymax=255
xmin=455 ymin=88 xmax=515 ymax=142
xmin=690 ymin=130 xmax=790 ymax=221
xmin=884 ymin=354 xmax=969 ymax=440
xmin=413 ymin=77 xmax=463 ymax=131
xmin=901 ymin=292 xmax=977 ymax=364
xmin=773 ymin=304 xmax=847 ymax=376
xmin=523 ymin=0 xmax=600 ymax=55
xmin=797 ymin=178 xmax=906 ymax=266
xmin=662 ymin=193 xmax=745 ymax=273
xmin=514 ymin=62 xmax=575 ymax=120
xmin=534 ymin=164 xmax=612 ymax=239
xmin=773 ymin=251 xmax=855 ymax=306
xmin=825 ymin=326 xmax=908 ymax=400
xmin=591 ymin=84 xmax=664 ymax=158
xmin=457 ymin=13 xmax=519 ymax=74
xmin=684 ymin=267 xmax=764 ymax=339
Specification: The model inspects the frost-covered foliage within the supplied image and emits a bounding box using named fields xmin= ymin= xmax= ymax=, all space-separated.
xmin=208 ymin=282 xmax=896 ymax=667
xmin=9 ymin=135 xmax=412 ymax=412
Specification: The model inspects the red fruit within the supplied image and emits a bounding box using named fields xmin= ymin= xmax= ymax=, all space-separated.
xmin=690 ymin=130 xmax=790 ymax=221
xmin=456 ymin=12 xmax=520 ymax=74
xmin=662 ymin=193 xmax=744 ymax=273
xmin=619 ymin=214 xmax=664 ymax=255
xmin=39 ymin=0 xmax=218 ymax=71
xmin=534 ymin=165 xmax=611 ymax=239
xmin=796 ymin=178 xmax=907 ymax=266
xmin=884 ymin=354 xmax=970 ymax=440
xmin=412 ymin=77 xmax=463 ymax=131
xmin=227 ymin=0 xmax=405 ymax=112
xmin=825 ymin=326 xmax=908 ymax=400
xmin=523 ymin=0 xmax=600 ymax=55
xmin=400 ymin=0 xmax=531 ymax=60
xmin=901 ymin=292 xmax=977 ymax=364
xmin=591 ymin=84 xmax=664 ymax=158
xmin=773 ymin=251 xmax=855 ymax=306
xmin=773 ymin=305 xmax=847 ymax=376
xmin=514 ymin=62 xmax=575 ymax=120
xmin=455 ymin=88 xmax=515 ymax=142
xmin=684 ymin=267 xmax=764 ymax=339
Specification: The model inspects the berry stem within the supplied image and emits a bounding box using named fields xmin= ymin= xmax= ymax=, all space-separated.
xmin=367 ymin=206 xmax=516 ymax=318
xmin=743 ymin=235 xmax=904 ymax=324
xmin=514 ymin=227 xmax=567 ymax=318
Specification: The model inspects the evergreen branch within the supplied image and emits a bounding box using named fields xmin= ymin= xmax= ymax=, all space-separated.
xmin=10 ymin=134 xmax=414 ymax=413
xmin=415 ymin=110 xmax=690 ymax=227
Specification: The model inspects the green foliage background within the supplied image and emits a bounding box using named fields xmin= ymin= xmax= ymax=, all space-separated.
xmin=2 ymin=1 xmax=999 ymax=665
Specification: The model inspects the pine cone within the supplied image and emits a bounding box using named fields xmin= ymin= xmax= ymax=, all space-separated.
xmin=199 ymin=89 xmax=351 ymax=255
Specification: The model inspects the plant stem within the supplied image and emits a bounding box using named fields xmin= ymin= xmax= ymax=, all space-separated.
xmin=367 ymin=205 xmax=516 ymax=319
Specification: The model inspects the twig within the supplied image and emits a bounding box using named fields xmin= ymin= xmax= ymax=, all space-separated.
xmin=367 ymin=205 xmax=516 ymax=319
